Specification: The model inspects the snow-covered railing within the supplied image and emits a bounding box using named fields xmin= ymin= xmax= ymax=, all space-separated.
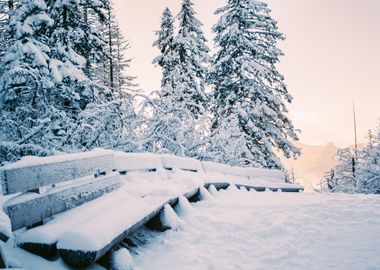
xmin=0 ymin=149 xmax=302 ymax=269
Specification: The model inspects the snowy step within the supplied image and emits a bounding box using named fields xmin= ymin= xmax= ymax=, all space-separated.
xmin=4 ymin=172 xmax=121 ymax=231
xmin=0 ymin=150 xmax=115 ymax=195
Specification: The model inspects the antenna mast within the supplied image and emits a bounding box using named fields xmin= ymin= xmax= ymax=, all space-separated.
xmin=353 ymin=100 xmax=358 ymax=157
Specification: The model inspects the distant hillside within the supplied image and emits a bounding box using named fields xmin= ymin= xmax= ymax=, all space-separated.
xmin=282 ymin=142 xmax=339 ymax=191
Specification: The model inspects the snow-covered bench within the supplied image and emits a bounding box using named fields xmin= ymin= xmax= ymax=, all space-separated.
xmin=0 ymin=150 xmax=121 ymax=266
xmin=0 ymin=150 xmax=303 ymax=269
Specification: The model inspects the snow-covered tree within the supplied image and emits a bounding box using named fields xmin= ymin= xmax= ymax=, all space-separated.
xmin=139 ymin=94 xmax=196 ymax=156
xmin=0 ymin=0 xmax=60 ymax=162
xmin=322 ymin=124 xmax=380 ymax=194
xmin=173 ymin=0 xmax=209 ymax=118
xmin=152 ymin=7 xmax=176 ymax=94
xmin=357 ymin=128 xmax=380 ymax=194
xmin=322 ymin=148 xmax=357 ymax=193
xmin=141 ymin=6 xmax=207 ymax=158
xmin=0 ymin=0 xmax=14 ymax=60
xmin=142 ymin=8 xmax=185 ymax=155
xmin=94 ymin=2 xmax=137 ymax=97
xmin=208 ymin=0 xmax=300 ymax=168
xmin=63 ymin=98 xmax=140 ymax=152
xmin=48 ymin=0 xmax=112 ymax=119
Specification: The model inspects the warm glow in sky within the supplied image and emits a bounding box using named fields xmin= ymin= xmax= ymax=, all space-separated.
xmin=113 ymin=0 xmax=380 ymax=147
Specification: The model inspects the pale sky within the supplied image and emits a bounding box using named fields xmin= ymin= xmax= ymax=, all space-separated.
xmin=113 ymin=0 xmax=380 ymax=147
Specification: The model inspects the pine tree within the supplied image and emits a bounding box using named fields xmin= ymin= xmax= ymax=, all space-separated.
xmin=208 ymin=0 xmax=300 ymax=169
xmin=0 ymin=0 xmax=56 ymax=162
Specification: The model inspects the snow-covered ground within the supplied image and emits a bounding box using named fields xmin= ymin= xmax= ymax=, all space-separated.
xmin=1 ymin=151 xmax=377 ymax=270
xmin=132 ymin=188 xmax=380 ymax=270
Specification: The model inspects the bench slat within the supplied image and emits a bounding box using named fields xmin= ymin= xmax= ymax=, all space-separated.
xmin=0 ymin=152 xmax=115 ymax=195
xmin=4 ymin=173 xmax=121 ymax=231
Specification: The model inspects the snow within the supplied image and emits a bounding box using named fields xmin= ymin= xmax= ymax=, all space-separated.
xmin=1 ymin=148 xmax=114 ymax=170
xmin=114 ymin=152 xmax=163 ymax=172
xmin=0 ymin=200 xmax=11 ymax=241
xmin=246 ymin=167 xmax=285 ymax=182
xmin=175 ymin=196 xmax=193 ymax=215
xmin=133 ymin=190 xmax=380 ymax=270
xmin=110 ymin=248 xmax=135 ymax=270
xmin=160 ymin=204 xmax=185 ymax=231
xmin=16 ymin=187 xmax=129 ymax=246
xmin=198 ymin=186 xmax=212 ymax=200
xmin=160 ymin=154 xmax=203 ymax=172
xmin=57 ymin=195 xmax=170 ymax=251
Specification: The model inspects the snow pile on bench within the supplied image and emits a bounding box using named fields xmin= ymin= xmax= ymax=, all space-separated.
xmin=160 ymin=154 xmax=203 ymax=172
xmin=114 ymin=152 xmax=164 ymax=172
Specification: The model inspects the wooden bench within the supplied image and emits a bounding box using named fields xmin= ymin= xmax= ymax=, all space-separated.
xmin=0 ymin=150 xmax=121 ymax=266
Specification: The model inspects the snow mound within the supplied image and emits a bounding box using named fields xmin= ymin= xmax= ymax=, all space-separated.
xmin=114 ymin=152 xmax=163 ymax=173
xmin=239 ymin=186 xmax=248 ymax=192
xmin=160 ymin=204 xmax=184 ymax=231
xmin=208 ymin=185 xmax=219 ymax=196
xmin=227 ymin=184 xmax=239 ymax=192
xmin=110 ymin=248 xmax=135 ymax=270
xmin=175 ymin=196 xmax=193 ymax=215
xmin=199 ymin=186 xmax=212 ymax=200
xmin=160 ymin=154 xmax=203 ymax=172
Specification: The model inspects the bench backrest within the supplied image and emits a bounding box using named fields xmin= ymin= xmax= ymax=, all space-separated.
xmin=0 ymin=150 xmax=120 ymax=231
xmin=0 ymin=150 xmax=115 ymax=195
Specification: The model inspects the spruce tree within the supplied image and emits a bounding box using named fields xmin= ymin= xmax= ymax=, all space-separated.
xmin=141 ymin=7 xmax=199 ymax=157
xmin=209 ymin=0 xmax=300 ymax=168
xmin=142 ymin=8 xmax=182 ymax=155
xmin=173 ymin=0 xmax=209 ymax=118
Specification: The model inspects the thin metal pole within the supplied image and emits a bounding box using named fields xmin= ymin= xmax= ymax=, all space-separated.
xmin=353 ymin=100 xmax=358 ymax=158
